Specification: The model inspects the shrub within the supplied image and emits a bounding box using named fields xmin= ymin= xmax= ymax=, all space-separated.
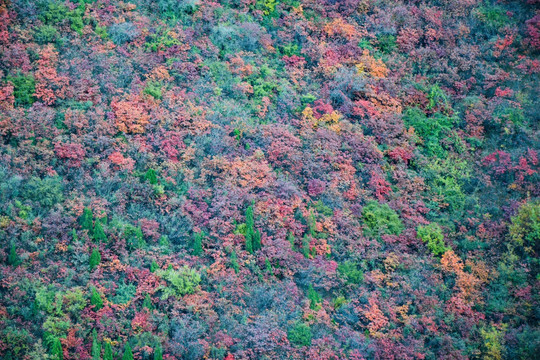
xmin=509 ymin=201 xmax=540 ymax=256
xmin=35 ymin=25 xmax=59 ymax=44
xmin=337 ymin=261 xmax=364 ymax=285
xmin=362 ymin=201 xmax=403 ymax=237
xmin=287 ymin=323 xmax=312 ymax=347
xmin=417 ymin=223 xmax=448 ymax=257
xmin=143 ymin=81 xmax=163 ymax=100
xmin=156 ymin=265 xmax=201 ymax=299
xmin=23 ymin=176 xmax=64 ymax=208
xmin=109 ymin=22 xmax=140 ymax=45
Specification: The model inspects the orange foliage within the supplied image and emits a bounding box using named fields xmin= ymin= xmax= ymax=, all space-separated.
xmin=363 ymin=296 xmax=388 ymax=336
xmin=111 ymin=95 xmax=150 ymax=134
xmin=324 ymin=18 xmax=358 ymax=40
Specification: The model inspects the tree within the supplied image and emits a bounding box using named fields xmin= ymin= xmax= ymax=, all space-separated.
xmin=50 ymin=337 xmax=63 ymax=360
xmin=93 ymin=220 xmax=107 ymax=243
xmin=122 ymin=343 xmax=133 ymax=360
xmin=143 ymin=293 xmax=153 ymax=310
xmin=7 ymin=242 xmax=20 ymax=267
xmin=150 ymin=259 xmax=159 ymax=273
xmin=307 ymin=284 xmax=321 ymax=310
xmin=192 ymin=231 xmax=204 ymax=256
xmin=103 ymin=342 xmax=113 ymax=360
xmin=90 ymin=287 xmax=103 ymax=310
xmin=154 ymin=343 xmax=163 ymax=360
xmin=79 ymin=208 xmax=93 ymax=232
xmin=89 ymin=248 xmax=101 ymax=271
xmin=230 ymin=250 xmax=239 ymax=274
xmin=145 ymin=168 xmax=158 ymax=184
xmin=91 ymin=329 xmax=101 ymax=360
xmin=244 ymin=202 xmax=262 ymax=253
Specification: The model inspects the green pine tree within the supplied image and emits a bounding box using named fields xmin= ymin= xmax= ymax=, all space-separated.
xmin=265 ymin=258 xmax=273 ymax=274
xmin=150 ymin=259 xmax=159 ymax=273
xmin=89 ymin=248 xmax=101 ymax=271
xmin=245 ymin=228 xmax=253 ymax=254
xmin=90 ymin=287 xmax=103 ymax=310
xmin=145 ymin=168 xmax=158 ymax=184
xmin=154 ymin=342 xmax=163 ymax=360
xmin=307 ymin=284 xmax=321 ymax=310
xmin=50 ymin=337 xmax=63 ymax=360
xmin=103 ymin=342 xmax=113 ymax=360
xmin=79 ymin=208 xmax=93 ymax=232
xmin=143 ymin=293 xmax=153 ymax=310
xmin=302 ymin=234 xmax=310 ymax=258
xmin=253 ymin=229 xmax=262 ymax=251
xmin=91 ymin=329 xmax=101 ymax=360
xmin=230 ymin=250 xmax=239 ymax=274
xmin=7 ymin=242 xmax=20 ymax=266
xmin=122 ymin=343 xmax=134 ymax=360
xmin=192 ymin=231 xmax=204 ymax=256
xmin=287 ymin=231 xmax=295 ymax=250
xmin=71 ymin=228 xmax=78 ymax=242
xmin=93 ymin=220 xmax=107 ymax=243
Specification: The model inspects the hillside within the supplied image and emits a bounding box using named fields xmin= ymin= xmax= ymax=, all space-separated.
xmin=0 ymin=0 xmax=539 ymax=359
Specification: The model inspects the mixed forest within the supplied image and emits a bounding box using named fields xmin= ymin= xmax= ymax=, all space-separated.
xmin=0 ymin=0 xmax=539 ymax=359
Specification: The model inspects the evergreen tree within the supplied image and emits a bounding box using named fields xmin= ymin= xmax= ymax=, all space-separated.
xmin=253 ymin=229 xmax=262 ymax=251
xmin=145 ymin=168 xmax=158 ymax=184
xmin=302 ymin=235 xmax=310 ymax=258
xmin=245 ymin=228 xmax=253 ymax=254
xmin=143 ymin=293 xmax=153 ymax=310
xmin=122 ymin=343 xmax=134 ymax=360
xmin=192 ymin=231 xmax=204 ymax=255
xmin=307 ymin=284 xmax=321 ymax=310
xmin=93 ymin=220 xmax=107 ymax=243
xmin=90 ymin=287 xmax=103 ymax=310
xmin=7 ymin=242 xmax=20 ymax=266
xmin=287 ymin=231 xmax=295 ymax=250
xmin=230 ymin=250 xmax=239 ymax=274
xmin=150 ymin=259 xmax=159 ymax=273
xmin=79 ymin=208 xmax=93 ymax=232
xmin=91 ymin=329 xmax=101 ymax=360
xmin=50 ymin=337 xmax=63 ymax=360
xmin=154 ymin=343 xmax=163 ymax=360
xmin=103 ymin=342 xmax=113 ymax=360
xmin=89 ymin=248 xmax=101 ymax=271
xmin=71 ymin=228 xmax=78 ymax=242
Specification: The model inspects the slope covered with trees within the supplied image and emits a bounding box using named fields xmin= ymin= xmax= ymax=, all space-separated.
xmin=0 ymin=0 xmax=538 ymax=359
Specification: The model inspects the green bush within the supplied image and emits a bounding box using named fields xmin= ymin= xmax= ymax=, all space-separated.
xmin=23 ymin=176 xmax=64 ymax=208
xmin=143 ymin=81 xmax=163 ymax=100
xmin=509 ymin=201 xmax=540 ymax=256
xmin=417 ymin=223 xmax=448 ymax=256
xmin=362 ymin=201 xmax=403 ymax=237
xmin=287 ymin=323 xmax=312 ymax=347
xmin=156 ymin=265 xmax=201 ymax=299
xmin=35 ymin=25 xmax=59 ymax=44
xmin=337 ymin=261 xmax=364 ymax=285
xmin=112 ymin=282 xmax=136 ymax=305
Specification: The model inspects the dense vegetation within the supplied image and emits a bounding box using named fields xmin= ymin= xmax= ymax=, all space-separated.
xmin=0 ymin=0 xmax=539 ymax=359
